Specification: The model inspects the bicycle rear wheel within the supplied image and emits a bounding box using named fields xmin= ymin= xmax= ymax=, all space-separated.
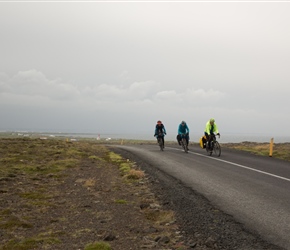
xmin=213 ymin=141 xmax=221 ymax=157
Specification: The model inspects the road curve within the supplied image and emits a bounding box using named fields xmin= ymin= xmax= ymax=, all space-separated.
xmin=114 ymin=144 xmax=290 ymax=250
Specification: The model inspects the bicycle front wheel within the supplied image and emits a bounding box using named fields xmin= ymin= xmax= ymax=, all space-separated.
xmin=206 ymin=141 xmax=212 ymax=156
xmin=158 ymin=138 xmax=164 ymax=151
xmin=182 ymin=138 xmax=188 ymax=153
xmin=213 ymin=141 xmax=221 ymax=157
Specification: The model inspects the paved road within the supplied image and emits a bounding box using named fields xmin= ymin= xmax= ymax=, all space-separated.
xmin=116 ymin=144 xmax=290 ymax=250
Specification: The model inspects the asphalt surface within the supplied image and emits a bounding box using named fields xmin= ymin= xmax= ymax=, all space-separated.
xmin=112 ymin=143 xmax=290 ymax=250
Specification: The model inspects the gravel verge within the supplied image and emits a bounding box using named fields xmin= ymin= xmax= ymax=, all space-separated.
xmin=111 ymin=146 xmax=284 ymax=250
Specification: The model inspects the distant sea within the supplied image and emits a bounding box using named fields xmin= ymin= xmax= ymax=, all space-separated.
xmin=2 ymin=131 xmax=290 ymax=143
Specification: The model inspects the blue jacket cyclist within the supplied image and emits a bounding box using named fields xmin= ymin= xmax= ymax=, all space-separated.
xmin=177 ymin=121 xmax=190 ymax=146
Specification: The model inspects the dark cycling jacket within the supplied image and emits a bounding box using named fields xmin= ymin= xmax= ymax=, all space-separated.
xmin=155 ymin=124 xmax=166 ymax=136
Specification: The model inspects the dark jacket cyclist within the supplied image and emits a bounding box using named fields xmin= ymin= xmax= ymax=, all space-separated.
xmin=154 ymin=120 xmax=167 ymax=146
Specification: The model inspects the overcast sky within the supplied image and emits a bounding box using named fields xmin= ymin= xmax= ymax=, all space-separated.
xmin=1 ymin=1 xmax=290 ymax=141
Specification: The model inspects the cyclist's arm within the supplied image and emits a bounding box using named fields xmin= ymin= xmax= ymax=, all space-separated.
xmin=214 ymin=124 xmax=219 ymax=134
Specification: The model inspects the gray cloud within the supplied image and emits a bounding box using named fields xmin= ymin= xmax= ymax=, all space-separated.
xmin=0 ymin=2 xmax=289 ymax=140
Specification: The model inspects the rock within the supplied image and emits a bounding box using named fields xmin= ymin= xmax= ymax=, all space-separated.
xmin=205 ymin=236 xmax=216 ymax=248
xmin=103 ymin=232 xmax=116 ymax=241
xmin=156 ymin=235 xmax=170 ymax=244
xmin=143 ymin=227 xmax=158 ymax=233
xmin=140 ymin=203 xmax=150 ymax=209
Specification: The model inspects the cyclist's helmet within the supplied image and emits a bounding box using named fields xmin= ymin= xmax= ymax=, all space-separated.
xmin=181 ymin=121 xmax=186 ymax=124
xmin=157 ymin=120 xmax=162 ymax=124
xmin=210 ymin=118 xmax=215 ymax=123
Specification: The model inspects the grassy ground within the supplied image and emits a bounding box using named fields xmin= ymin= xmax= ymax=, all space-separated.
xmin=0 ymin=135 xmax=289 ymax=250
xmin=222 ymin=141 xmax=290 ymax=162
xmin=0 ymin=137 xmax=190 ymax=250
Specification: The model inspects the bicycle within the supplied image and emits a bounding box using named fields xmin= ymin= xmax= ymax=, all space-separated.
xmin=206 ymin=134 xmax=221 ymax=157
xmin=180 ymin=133 xmax=189 ymax=153
xmin=157 ymin=132 xmax=165 ymax=151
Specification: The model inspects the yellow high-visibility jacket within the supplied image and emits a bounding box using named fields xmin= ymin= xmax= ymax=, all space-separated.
xmin=204 ymin=121 xmax=219 ymax=135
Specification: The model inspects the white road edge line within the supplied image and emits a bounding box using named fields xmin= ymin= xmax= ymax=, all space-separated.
xmin=169 ymin=147 xmax=290 ymax=182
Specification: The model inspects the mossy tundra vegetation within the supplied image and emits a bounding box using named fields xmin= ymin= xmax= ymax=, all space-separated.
xmin=0 ymin=134 xmax=289 ymax=250
xmin=0 ymin=137 xmax=181 ymax=250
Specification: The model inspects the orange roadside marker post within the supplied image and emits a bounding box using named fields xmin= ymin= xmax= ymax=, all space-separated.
xmin=269 ymin=138 xmax=274 ymax=157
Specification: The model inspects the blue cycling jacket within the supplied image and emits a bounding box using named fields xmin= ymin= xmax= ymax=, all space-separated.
xmin=178 ymin=123 xmax=189 ymax=134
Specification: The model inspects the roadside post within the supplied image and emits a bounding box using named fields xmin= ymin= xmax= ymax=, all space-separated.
xmin=269 ymin=138 xmax=274 ymax=157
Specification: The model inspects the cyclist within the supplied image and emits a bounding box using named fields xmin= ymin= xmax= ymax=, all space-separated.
xmin=154 ymin=120 xmax=166 ymax=147
xmin=204 ymin=118 xmax=220 ymax=150
xmin=177 ymin=121 xmax=190 ymax=146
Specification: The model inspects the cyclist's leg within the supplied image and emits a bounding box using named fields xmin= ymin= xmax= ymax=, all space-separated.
xmin=209 ymin=133 xmax=215 ymax=150
xmin=177 ymin=134 xmax=181 ymax=145
xmin=162 ymin=136 xmax=165 ymax=147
